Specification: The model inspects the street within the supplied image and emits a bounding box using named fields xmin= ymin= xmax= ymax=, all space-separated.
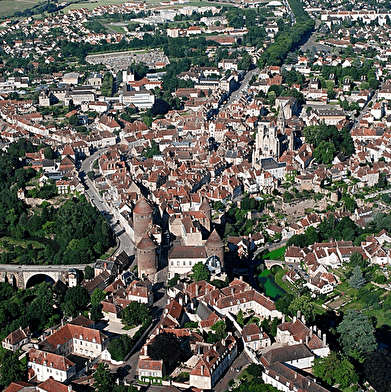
xmin=80 ymin=149 xmax=134 ymax=257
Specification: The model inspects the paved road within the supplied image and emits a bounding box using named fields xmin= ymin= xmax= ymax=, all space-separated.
xmin=224 ymin=67 xmax=260 ymax=107
xmin=80 ymin=149 xmax=135 ymax=257
xmin=214 ymin=350 xmax=251 ymax=392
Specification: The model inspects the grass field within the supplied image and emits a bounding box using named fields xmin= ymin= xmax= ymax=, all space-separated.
xmin=106 ymin=24 xmax=126 ymax=33
xmin=262 ymin=246 xmax=286 ymax=261
xmin=0 ymin=0 xmax=43 ymax=18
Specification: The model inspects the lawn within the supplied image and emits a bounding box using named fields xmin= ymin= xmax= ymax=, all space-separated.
xmin=0 ymin=0 xmax=44 ymax=18
xmin=262 ymin=246 xmax=286 ymax=261
xmin=106 ymin=24 xmax=126 ymax=33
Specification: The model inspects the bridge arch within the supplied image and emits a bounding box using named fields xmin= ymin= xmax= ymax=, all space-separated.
xmin=264 ymin=260 xmax=285 ymax=269
xmin=25 ymin=273 xmax=56 ymax=288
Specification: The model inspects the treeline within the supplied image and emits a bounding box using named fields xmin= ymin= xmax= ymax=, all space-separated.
xmin=0 ymin=140 xmax=114 ymax=265
xmin=258 ymin=0 xmax=315 ymax=67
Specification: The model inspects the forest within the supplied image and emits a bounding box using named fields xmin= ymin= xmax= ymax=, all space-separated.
xmin=0 ymin=139 xmax=114 ymax=265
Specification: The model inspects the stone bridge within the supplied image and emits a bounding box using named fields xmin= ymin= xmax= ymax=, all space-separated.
xmin=0 ymin=264 xmax=91 ymax=289
xmin=264 ymin=259 xmax=286 ymax=269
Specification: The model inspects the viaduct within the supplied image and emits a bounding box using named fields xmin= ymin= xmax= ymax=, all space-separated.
xmin=0 ymin=264 xmax=91 ymax=289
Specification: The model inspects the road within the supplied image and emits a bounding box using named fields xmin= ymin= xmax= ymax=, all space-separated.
xmin=80 ymin=149 xmax=135 ymax=257
xmin=214 ymin=351 xmax=251 ymax=392
xmin=224 ymin=67 xmax=260 ymax=107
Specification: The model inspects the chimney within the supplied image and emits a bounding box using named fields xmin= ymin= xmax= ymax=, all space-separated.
xmin=293 ymin=315 xmax=296 ymax=322
xmin=297 ymin=310 xmax=301 ymax=319
xmin=305 ymin=335 xmax=309 ymax=345
xmin=313 ymin=325 xmax=317 ymax=333
xmin=104 ymin=262 xmax=107 ymax=269
xmin=68 ymin=385 xmax=72 ymax=392
xmin=201 ymin=365 xmax=204 ymax=376
xmin=309 ymin=328 xmax=313 ymax=338
xmin=318 ymin=329 xmax=322 ymax=338
xmin=323 ymin=333 xmax=327 ymax=345
xmin=301 ymin=314 xmax=305 ymax=324
xmin=282 ymin=314 xmax=285 ymax=323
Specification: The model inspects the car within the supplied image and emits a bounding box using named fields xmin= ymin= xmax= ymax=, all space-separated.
xmin=236 ymin=366 xmax=242 ymax=372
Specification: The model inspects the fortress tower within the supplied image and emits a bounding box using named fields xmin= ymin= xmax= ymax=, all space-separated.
xmin=136 ymin=233 xmax=158 ymax=278
xmin=133 ymin=197 xmax=153 ymax=246
xmin=205 ymin=229 xmax=225 ymax=271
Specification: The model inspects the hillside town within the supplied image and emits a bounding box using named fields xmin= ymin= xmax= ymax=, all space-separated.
xmin=0 ymin=0 xmax=391 ymax=391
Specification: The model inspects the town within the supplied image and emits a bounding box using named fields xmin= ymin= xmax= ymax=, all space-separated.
xmin=0 ymin=0 xmax=390 ymax=391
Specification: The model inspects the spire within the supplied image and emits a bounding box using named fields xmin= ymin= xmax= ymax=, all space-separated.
xmin=277 ymin=103 xmax=285 ymax=129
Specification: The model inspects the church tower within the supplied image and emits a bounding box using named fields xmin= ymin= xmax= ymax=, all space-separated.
xmin=277 ymin=103 xmax=286 ymax=131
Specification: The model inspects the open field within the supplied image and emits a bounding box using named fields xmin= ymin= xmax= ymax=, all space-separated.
xmin=0 ymin=0 xmax=43 ymax=18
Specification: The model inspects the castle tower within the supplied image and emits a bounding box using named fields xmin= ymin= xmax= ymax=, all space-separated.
xmin=136 ymin=233 xmax=158 ymax=278
xmin=199 ymin=197 xmax=211 ymax=231
xmin=205 ymin=229 xmax=225 ymax=270
xmin=133 ymin=198 xmax=153 ymax=246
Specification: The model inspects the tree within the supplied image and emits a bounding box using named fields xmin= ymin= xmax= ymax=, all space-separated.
xmin=349 ymin=252 xmax=368 ymax=269
xmin=85 ymin=265 xmax=94 ymax=280
xmin=275 ymin=294 xmax=294 ymax=315
xmin=207 ymin=320 xmax=227 ymax=343
xmin=363 ymin=348 xmax=391 ymax=392
xmin=91 ymin=288 xmax=106 ymax=306
xmin=349 ymin=266 xmax=365 ymax=289
xmin=0 ymin=350 xmax=25 ymax=388
xmin=147 ymin=332 xmax=189 ymax=372
xmin=313 ymin=140 xmax=337 ymax=164
xmin=337 ymin=309 xmax=378 ymax=359
xmin=87 ymin=170 xmax=95 ymax=180
xmin=69 ymin=114 xmax=79 ymax=126
xmin=288 ymin=296 xmax=315 ymax=323
xmin=312 ymin=351 xmax=358 ymax=389
xmin=304 ymin=226 xmax=319 ymax=245
xmin=43 ymin=146 xmax=55 ymax=159
xmin=246 ymin=363 xmax=263 ymax=378
xmin=191 ymin=262 xmax=210 ymax=282
xmin=237 ymin=309 xmax=245 ymax=326
xmin=122 ymin=301 xmax=149 ymax=326
xmin=108 ymin=335 xmax=133 ymax=361
xmin=62 ymin=285 xmax=90 ymax=317
xmin=93 ymin=363 xmax=113 ymax=392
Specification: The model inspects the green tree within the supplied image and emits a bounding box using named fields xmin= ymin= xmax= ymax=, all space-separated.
xmin=85 ymin=265 xmax=94 ymax=280
xmin=288 ymin=296 xmax=315 ymax=322
xmin=349 ymin=252 xmax=368 ymax=269
xmin=91 ymin=288 xmax=106 ymax=306
xmin=108 ymin=334 xmax=133 ymax=361
xmin=191 ymin=262 xmax=210 ymax=282
xmin=87 ymin=171 xmax=95 ymax=180
xmin=313 ymin=351 xmax=359 ymax=389
xmin=349 ymin=266 xmax=365 ymax=289
xmin=69 ymin=114 xmax=79 ymax=126
xmin=0 ymin=350 xmax=25 ymax=388
xmin=207 ymin=320 xmax=227 ymax=343
xmin=62 ymin=285 xmax=90 ymax=317
xmin=91 ymin=303 xmax=103 ymax=322
xmin=43 ymin=146 xmax=55 ymax=159
xmin=313 ymin=140 xmax=337 ymax=164
xmin=93 ymin=363 xmax=113 ymax=392
xmin=275 ymin=293 xmax=294 ymax=315
xmin=337 ymin=309 xmax=378 ymax=359
xmin=237 ymin=309 xmax=245 ymax=326
xmin=122 ymin=301 xmax=149 ymax=326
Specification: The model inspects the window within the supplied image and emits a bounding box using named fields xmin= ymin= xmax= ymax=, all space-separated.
xmin=183 ymin=260 xmax=186 ymax=266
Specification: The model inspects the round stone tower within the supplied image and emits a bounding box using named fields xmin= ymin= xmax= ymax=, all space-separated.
xmin=133 ymin=197 xmax=153 ymax=246
xmin=205 ymin=229 xmax=225 ymax=270
xmin=136 ymin=233 xmax=158 ymax=278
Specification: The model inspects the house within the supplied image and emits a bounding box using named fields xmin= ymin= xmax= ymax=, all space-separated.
xmin=189 ymin=333 xmax=237 ymax=390
xmin=39 ymin=324 xmax=108 ymax=358
xmin=2 ymin=327 xmax=30 ymax=352
xmin=27 ymin=349 xmax=76 ymax=383
xmin=242 ymin=323 xmax=271 ymax=352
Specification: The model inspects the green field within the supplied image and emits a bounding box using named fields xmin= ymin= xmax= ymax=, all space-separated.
xmin=0 ymin=0 xmax=43 ymax=18
xmin=262 ymin=246 xmax=286 ymax=261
